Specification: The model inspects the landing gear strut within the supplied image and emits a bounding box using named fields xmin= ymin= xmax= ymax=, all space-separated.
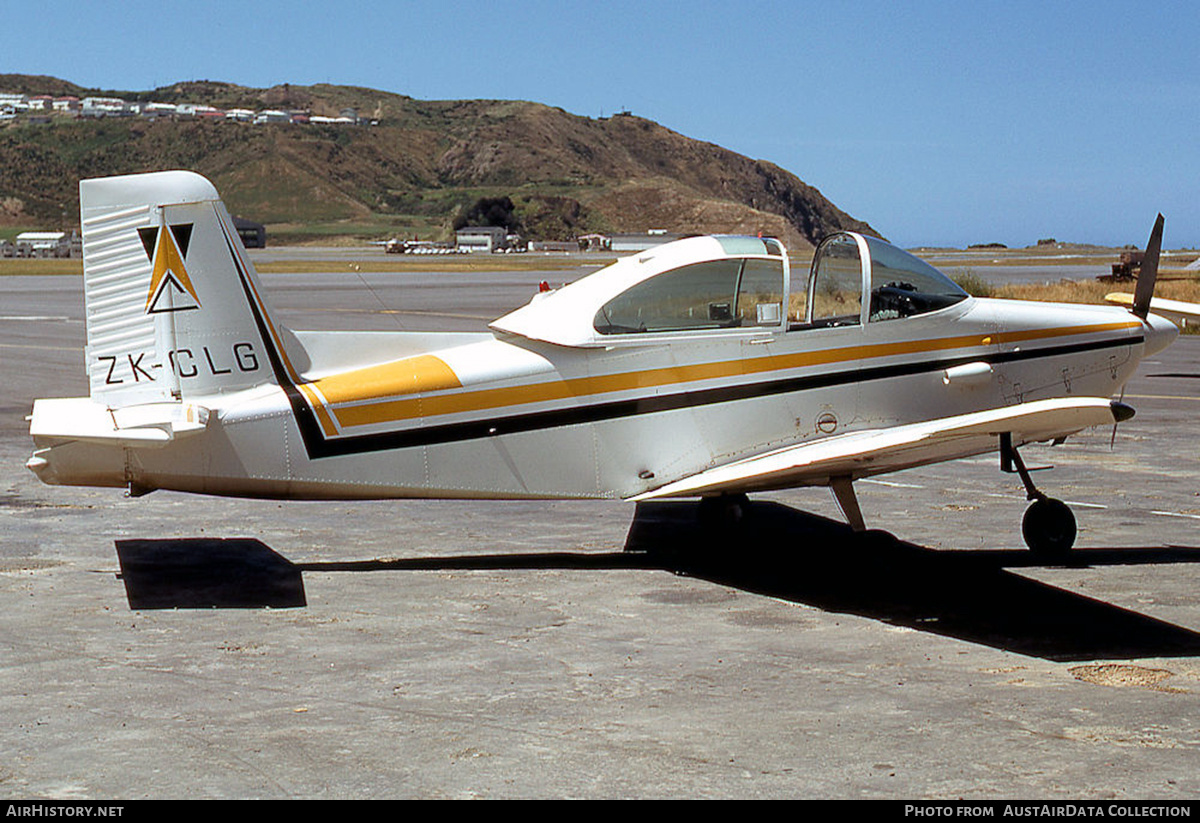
xmin=1000 ymin=433 xmax=1076 ymax=559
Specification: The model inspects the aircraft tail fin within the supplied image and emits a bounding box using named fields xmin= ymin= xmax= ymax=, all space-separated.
xmin=80 ymin=171 xmax=285 ymax=405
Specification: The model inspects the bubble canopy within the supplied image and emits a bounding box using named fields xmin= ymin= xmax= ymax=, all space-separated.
xmin=490 ymin=233 xmax=969 ymax=347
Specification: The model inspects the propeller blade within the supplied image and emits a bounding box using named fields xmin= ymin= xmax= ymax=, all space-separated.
xmin=1132 ymin=213 xmax=1164 ymax=319
xmin=1110 ymin=387 xmax=1127 ymax=449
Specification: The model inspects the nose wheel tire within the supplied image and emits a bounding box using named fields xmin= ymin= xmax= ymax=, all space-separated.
xmin=1022 ymin=497 xmax=1076 ymax=559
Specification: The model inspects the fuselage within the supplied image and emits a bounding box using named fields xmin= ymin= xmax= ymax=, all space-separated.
xmin=31 ymin=293 xmax=1171 ymax=501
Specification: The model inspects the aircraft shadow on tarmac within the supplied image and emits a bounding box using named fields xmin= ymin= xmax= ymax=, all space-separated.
xmin=115 ymin=500 xmax=1200 ymax=662
xmin=116 ymin=538 xmax=307 ymax=610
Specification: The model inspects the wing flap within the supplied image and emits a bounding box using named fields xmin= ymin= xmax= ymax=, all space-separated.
xmin=631 ymin=397 xmax=1124 ymax=500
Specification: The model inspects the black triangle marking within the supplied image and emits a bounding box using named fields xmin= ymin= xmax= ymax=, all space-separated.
xmin=147 ymin=272 xmax=200 ymax=314
xmin=138 ymin=227 xmax=158 ymax=261
xmin=170 ymin=223 xmax=193 ymax=257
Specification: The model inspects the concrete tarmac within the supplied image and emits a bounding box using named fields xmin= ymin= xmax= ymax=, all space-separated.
xmin=2 ymin=267 xmax=1200 ymax=799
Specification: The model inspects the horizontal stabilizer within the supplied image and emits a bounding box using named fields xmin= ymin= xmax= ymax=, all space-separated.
xmin=28 ymin=398 xmax=209 ymax=449
xmin=631 ymin=397 xmax=1125 ymax=500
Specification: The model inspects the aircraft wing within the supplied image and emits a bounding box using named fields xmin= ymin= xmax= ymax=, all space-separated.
xmin=630 ymin=397 xmax=1128 ymax=500
xmin=1105 ymin=292 xmax=1200 ymax=327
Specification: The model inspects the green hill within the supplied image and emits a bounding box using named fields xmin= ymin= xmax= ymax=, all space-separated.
xmin=0 ymin=76 xmax=879 ymax=247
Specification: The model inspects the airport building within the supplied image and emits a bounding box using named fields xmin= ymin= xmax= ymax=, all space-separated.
xmin=456 ymin=226 xmax=507 ymax=253
xmin=232 ymin=217 xmax=266 ymax=248
xmin=608 ymin=230 xmax=686 ymax=252
xmin=13 ymin=231 xmax=81 ymax=258
xmin=530 ymin=240 xmax=579 ymax=252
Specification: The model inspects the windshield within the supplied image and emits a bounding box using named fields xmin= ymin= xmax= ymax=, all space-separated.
xmin=864 ymin=236 xmax=968 ymax=323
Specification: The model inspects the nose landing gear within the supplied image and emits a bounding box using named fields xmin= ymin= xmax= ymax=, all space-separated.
xmin=1001 ymin=433 xmax=1076 ymax=559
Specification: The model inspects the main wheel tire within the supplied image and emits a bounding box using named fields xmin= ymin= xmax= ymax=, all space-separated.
xmin=697 ymin=494 xmax=750 ymax=529
xmin=1022 ymin=498 xmax=1076 ymax=559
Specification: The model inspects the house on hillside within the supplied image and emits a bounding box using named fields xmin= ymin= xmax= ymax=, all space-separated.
xmin=81 ymin=97 xmax=130 ymax=118
xmin=141 ymin=102 xmax=177 ymax=118
xmin=254 ymin=110 xmax=291 ymax=124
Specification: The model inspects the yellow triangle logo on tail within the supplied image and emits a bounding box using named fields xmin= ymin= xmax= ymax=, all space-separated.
xmin=142 ymin=223 xmax=201 ymax=314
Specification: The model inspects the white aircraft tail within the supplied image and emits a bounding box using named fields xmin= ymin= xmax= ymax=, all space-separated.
xmin=80 ymin=170 xmax=282 ymax=405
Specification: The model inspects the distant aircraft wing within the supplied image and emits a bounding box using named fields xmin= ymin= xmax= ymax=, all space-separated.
xmin=1105 ymin=292 xmax=1200 ymax=327
xmin=630 ymin=397 xmax=1128 ymax=500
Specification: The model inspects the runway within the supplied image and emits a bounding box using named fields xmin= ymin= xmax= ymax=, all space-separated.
xmin=3 ymin=266 xmax=1200 ymax=799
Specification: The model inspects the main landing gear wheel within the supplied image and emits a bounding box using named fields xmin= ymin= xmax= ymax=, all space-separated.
xmin=697 ymin=493 xmax=750 ymax=529
xmin=1022 ymin=497 xmax=1076 ymax=560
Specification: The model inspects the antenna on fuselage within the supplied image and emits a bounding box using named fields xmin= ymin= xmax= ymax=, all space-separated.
xmin=1132 ymin=213 xmax=1164 ymax=320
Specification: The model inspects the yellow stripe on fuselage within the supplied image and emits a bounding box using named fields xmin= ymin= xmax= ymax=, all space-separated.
xmin=313 ymin=320 xmax=1140 ymax=432
xmin=310 ymin=355 xmax=462 ymax=405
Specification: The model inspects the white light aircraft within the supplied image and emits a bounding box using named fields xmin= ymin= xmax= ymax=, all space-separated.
xmin=27 ymin=172 xmax=1179 ymax=557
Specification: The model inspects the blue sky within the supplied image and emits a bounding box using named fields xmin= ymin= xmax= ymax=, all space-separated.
xmin=4 ymin=0 xmax=1198 ymax=248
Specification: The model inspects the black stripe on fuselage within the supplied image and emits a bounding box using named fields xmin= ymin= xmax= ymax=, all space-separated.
xmin=298 ymin=334 xmax=1141 ymax=459
xmin=222 ymin=229 xmax=331 ymax=451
